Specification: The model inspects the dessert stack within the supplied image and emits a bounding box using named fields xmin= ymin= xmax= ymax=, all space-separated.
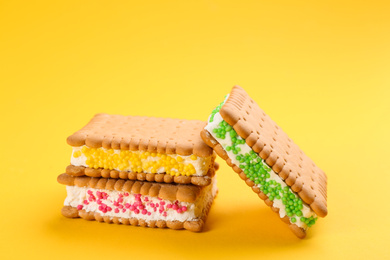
xmin=58 ymin=113 xmax=218 ymax=231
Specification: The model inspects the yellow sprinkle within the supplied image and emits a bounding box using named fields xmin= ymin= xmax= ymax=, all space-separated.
xmin=177 ymin=156 xmax=184 ymax=162
xmin=190 ymin=155 xmax=197 ymax=160
xmin=73 ymin=151 xmax=81 ymax=158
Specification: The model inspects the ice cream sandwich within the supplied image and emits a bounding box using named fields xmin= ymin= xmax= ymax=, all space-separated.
xmin=201 ymin=86 xmax=327 ymax=238
xmin=57 ymin=170 xmax=217 ymax=231
xmin=66 ymin=113 xmax=216 ymax=186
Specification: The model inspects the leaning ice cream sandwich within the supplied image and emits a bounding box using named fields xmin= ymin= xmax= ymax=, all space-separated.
xmin=201 ymin=86 xmax=327 ymax=238
xmin=66 ymin=113 xmax=216 ymax=186
xmin=57 ymin=171 xmax=217 ymax=231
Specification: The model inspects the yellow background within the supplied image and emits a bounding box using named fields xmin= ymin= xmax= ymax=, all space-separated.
xmin=1 ymin=1 xmax=389 ymax=259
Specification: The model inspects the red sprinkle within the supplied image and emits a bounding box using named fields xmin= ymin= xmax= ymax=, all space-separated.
xmin=107 ymin=207 xmax=112 ymax=211
xmin=125 ymin=203 xmax=130 ymax=208
xmin=98 ymin=206 xmax=103 ymax=211
xmin=167 ymin=204 xmax=172 ymax=209
xmin=134 ymin=209 xmax=140 ymax=214
xmin=130 ymin=205 xmax=135 ymax=211
xmin=83 ymin=200 xmax=88 ymax=204
xmin=163 ymin=212 xmax=167 ymax=217
xmin=139 ymin=205 xmax=145 ymax=210
xmin=160 ymin=201 xmax=166 ymax=206
xmin=172 ymin=204 xmax=178 ymax=210
xmin=97 ymin=199 xmax=102 ymax=205
xmin=122 ymin=208 xmax=126 ymax=213
xmin=142 ymin=209 xmax=147 ymax=215
xmin=144 ymin=197 xmax=149 ymax=202
xmin=114 ymin=208 xmax=119 ymax=213
xmin=118 ymin=197 xmax=123 ymax=203
xmin=181 ymin=206 xmax=187 ymax=212
xmin=124 ymin=193 xmax=129 ymax=196
xmin=177 ymin=209 xmax=182 ymax=213
xmin=118 ymin=204 xmax=123 ymax=209
xmin=77 ymin=205 xmax=83 ymax=210
xmin=87 ymin=190 xmax=93 ymax=195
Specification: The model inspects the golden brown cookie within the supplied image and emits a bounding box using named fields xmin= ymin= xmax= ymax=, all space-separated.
xmin=65 ymin=161 xmax=219 ymax=186
xmin=67 ymin=113 xmax=213 ymax=157
xmin=201 ymin=86 xmax=327 ymax=238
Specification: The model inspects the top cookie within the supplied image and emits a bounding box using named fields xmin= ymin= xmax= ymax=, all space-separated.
xmin=218 ymin=86 xmax=327 ymax=217
xmin=67 ymin=113 xmax=213 ymax=158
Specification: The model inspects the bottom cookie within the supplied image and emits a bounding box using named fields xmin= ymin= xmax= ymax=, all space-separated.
xmin=60 ymin=176 xmax=217 ymax=232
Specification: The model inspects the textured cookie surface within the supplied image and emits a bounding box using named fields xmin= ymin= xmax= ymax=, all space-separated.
xmin=218 ymin=86 xmax=327 ymax=217
xmin=57 ymin=173 xmax=209 ymax=203
xmin=67 ymin=113 xmax=213 ymax=157
xmin=65 ymin=162 xmax=219 ymax=186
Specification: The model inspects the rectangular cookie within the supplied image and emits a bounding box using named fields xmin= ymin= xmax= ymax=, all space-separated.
xmin=67 ymin=113 xmax=215 ymax=186
xmin=57 ymin=173 xmax=217 ymax=232
xmin=201 ymin=86 xmax=327 ymax=238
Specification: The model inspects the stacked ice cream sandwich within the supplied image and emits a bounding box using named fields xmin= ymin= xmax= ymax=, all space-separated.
xmin=58 ymin=114 xmax=218 ymax=231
